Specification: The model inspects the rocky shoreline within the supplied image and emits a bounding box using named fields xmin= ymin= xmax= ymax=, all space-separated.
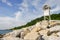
xmin=0 ymin=34 xmax=3 ymax=38
xmin=0 ymin=20 xmax=60 ymax=40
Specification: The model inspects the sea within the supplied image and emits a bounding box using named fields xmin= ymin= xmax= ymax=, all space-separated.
xmin=0 ymin=30 xmax=12 ymax=35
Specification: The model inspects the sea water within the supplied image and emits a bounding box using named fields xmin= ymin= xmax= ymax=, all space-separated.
xmin=0 ymin=30 xmax=12 ymax=35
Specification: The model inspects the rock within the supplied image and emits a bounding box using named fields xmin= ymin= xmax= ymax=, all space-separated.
xmin=43 ymin=35 xmax=60 ymax=40
xmin=35 ymin=22 xmax=41 ymax=28
xmin=2 ymin=20 xmax=60 ymax=40
xmin=50 ymin=33 xmax=58 ymax=37
xmin=4 ymin=28 xmax=30 ymax=39
xmin=49 ymin=21 xmax=57 ymax=27
xmin=0 ymin=34 xmax=3 ymax=38
xmin=56 ymin=32 xmax=60 ymax=37
xmin=20 ymin=28 xmax=30 ymax=39
xmin=48 ymin=36 xmax=60 ymax=40
xmin=2 ymin=36 xmax=21 ymax=40
xmin=4 ymin=29 xmax=22 ymax=37
xmin=41 ymin=20 xmax=49 ymax=29
xmin=0 ymin=38 xmax=2 ymax=40
xmin=39 ymin=29 xmax=49 ymax=36
xmin=24 ymin=32 xmax=41 ymax=40
xmin=49 ymin=25 xmax=60 ymax=32
xmin=42 ymin=35 xmax=49 ymax=40
xmin=31 ymin=26 xmax=41 ymax=32
xmin=27 ymin=25 xmax=36 ymax=31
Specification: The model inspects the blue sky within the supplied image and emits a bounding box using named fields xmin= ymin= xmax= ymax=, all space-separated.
xmin=0 ymin=0 xmax=60 ymax=30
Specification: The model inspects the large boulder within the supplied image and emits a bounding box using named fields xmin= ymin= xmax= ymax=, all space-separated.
xmin=4 ymin=29 xmax=22 ymax=37
xmin=56 ymin=32 xmax=60 ymax=37
xmin=42 ymin=35 xmax=48 ymax=40
xmin=20 ymin=28 xmax=30 ymax=39
xmin=31 ymin=26 xmax=41 ymax=32
xmin=49 ymin=25 xmax=60 ymax=32
xmin=50 ymin=33 xmax=58 ymax=37
xmin=24 ymin=32 xmax=41 ymax=40
xmin=35 ymin=22 xmax=41 ymax=28
xmin=39 ymin=29 xmax=49 ymax=36
xmin=43 ymin=35 xmax=60 ymax=40
xmin=27 ymin=25 xmax=36 ymax=31
xmin=4 ymin=28 xmax=30 ymax=39
xmin=2 ymin=36 xmax=21 ymax=40
xmin=41 ymin=20 xmax=49 ymax=29
xmin=49 ymin=21 xmax=57 ymax=27
xmin=48 ymin=36 xmax=60 ymax=40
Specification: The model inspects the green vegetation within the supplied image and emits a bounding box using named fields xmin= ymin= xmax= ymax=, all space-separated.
xmin=11 ymin=13 xmax=60 ymax=30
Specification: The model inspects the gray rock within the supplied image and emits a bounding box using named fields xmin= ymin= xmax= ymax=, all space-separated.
xmin=49 ymin=25 xmax=60 ymax=32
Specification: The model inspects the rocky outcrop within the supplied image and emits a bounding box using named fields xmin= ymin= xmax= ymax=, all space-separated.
xmin=1 ymin=20 xmax=60 ymax=40
xmin=24 ymin=32 xmax=40 ymax=40
xmin=0 ymin=34 xmax=3 ymax=38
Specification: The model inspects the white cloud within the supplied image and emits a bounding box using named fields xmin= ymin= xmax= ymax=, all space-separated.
xmin=0 ymin=11 xmax=26 ymax=30
xmin=7 ymin=2 xmax=12 ymax=6
xmin=51 ymin=6 xmax=60 ymax=12
xmin=0 ymin=0 xmax=60 ymax=30
xmin=2 ymin=0 xmax=6 ymax=3
xmin=19 ymin=0 xmax=43 ymax=15
xmin=1 ymin=0 xmax=12 ymax=6
xmin=0 ymin=17 xmax=14 ymax=30
xmin=19 ymin=0 xmax=60 ymax=21
xmin=19 ymin=0 xmax=43 ymax=21
xmin=44 ymin=0 xmax=56 ymax=6
xmin=44 ymin=0 xmax=60 ymax=13
xmin=15 ymin=11 xmax=22 ymax=20
xmin=0 ymin=0 xmax=43 ymax=29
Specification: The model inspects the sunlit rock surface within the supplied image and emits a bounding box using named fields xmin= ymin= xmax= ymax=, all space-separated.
xmin=39 ymin=29 xmax=49 ymax=36
xmin=24 ymin=32 xmax=40 ymax=40
xmin=1 ymin=20 xmax=60 ymax=40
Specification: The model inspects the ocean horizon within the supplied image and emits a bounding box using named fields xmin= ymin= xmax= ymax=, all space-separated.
xmin=0 ymin=30 xmax=12 ymax=35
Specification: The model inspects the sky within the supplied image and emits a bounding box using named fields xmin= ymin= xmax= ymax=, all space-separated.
xmin=0 ymin=0 xmax=60 ymax=30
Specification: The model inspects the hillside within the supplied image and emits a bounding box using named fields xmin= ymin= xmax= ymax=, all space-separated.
xmin=11 ymin=13 xmax=60 ymax=30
